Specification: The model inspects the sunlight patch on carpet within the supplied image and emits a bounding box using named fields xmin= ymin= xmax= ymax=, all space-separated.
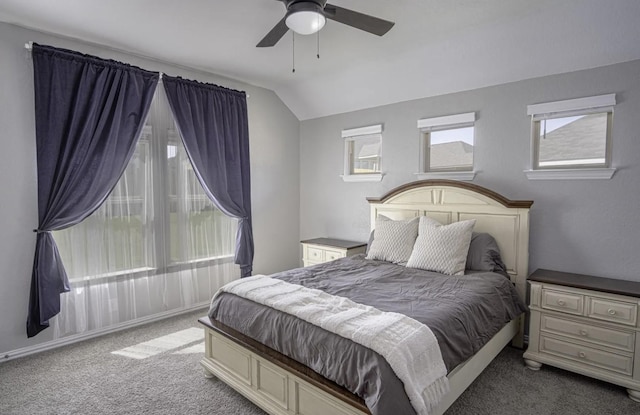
xmin=172 ymin=341 xmax=205 ymax=354
xmin=112 ymin=327 xmax=204 ymax=359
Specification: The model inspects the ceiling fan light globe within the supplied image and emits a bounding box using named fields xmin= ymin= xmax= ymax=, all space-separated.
xmin=285 ymin=11 xmax=326 ymax=35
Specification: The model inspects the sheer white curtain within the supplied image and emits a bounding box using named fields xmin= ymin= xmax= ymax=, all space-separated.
xmin=51 ymin=87 xmax=239 ymax=338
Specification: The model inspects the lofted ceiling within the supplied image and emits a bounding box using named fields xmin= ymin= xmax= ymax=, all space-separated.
xmin=1 ymin=0 xmax=640 ymax=120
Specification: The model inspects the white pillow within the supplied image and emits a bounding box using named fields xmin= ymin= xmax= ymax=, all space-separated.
xmin=406 ymin=216 xmax=476 ymax=275
xmin=366 ymin=216 xmax=419 ymax=265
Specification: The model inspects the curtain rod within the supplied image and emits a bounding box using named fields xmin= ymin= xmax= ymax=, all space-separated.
xmin=24 ymin=42 xmax=167 ymax=78
xmin=24 ymin=41 xmax=252 ymax=97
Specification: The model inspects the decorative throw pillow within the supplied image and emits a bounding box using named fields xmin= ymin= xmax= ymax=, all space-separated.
xmin=406 ymin=216 xmax=476 ymax=275
xmin=365 ymin=216 xmax=419 ymax=265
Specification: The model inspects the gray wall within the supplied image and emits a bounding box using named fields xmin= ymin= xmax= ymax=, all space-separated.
xmin=300 ymin=60 xmax=640 ymax=282
xmin=0 ymin=23 xmax=300 ymax=355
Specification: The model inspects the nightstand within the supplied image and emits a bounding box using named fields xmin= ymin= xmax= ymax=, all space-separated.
xmin=523 ymin=269 xmax=640 ymax=402
xmin=300 ymin=238 xmax=367 ymax=267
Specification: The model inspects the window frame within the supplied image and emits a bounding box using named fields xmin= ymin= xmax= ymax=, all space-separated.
xmin=525 ymin=94 xmax=616 ymax=180
xmin=415 ymin=112 xmax=476 ymax=181
xmin=341 ymin=124 xmax=384 ymax=182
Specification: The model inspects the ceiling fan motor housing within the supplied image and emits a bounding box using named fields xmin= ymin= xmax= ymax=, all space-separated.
xmin=284 ymin=0 xmax=327 ymax=35
xmin=283 ymin=0 xmax=328 ymax=11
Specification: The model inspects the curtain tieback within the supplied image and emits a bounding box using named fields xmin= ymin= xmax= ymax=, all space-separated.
xmin=33 ymin=229 xmax=49 ymax=234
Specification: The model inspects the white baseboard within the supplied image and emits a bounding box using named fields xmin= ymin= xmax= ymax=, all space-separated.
xmin=1 ymin=302 xmax=209 ymax=363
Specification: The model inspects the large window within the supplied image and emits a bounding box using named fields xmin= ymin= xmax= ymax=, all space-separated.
xmin=416 ymin=112 xmax=476 ymax=181
xmin=341 ymin=124 xmax=383 ymax=182
xmin=525 ymin=94 xmax=616 ymax=180
xmin=53 ymin=88 xmax=237 ymax=282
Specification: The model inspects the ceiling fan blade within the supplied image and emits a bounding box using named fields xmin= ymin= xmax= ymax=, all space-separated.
xmin=324 ymin=4 xmax=394 ymax=36
xmin=257 ymin=17 xmax=289 ymax=47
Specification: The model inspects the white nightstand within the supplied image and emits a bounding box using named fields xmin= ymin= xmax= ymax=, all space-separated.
xmin=523 ymin=269 xmax=640 ymax=402
xmin=301 ymin=238 xmax=367 ymax=267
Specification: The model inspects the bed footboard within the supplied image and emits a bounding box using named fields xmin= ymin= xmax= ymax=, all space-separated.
xmin=199 ymin=316 xmax=520 ymax=415
xmin=199 ymin=317 xmax=369 ymax=415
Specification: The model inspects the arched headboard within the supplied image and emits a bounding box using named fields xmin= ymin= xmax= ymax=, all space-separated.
xmin=367 ymin=180 xmax=533 ymax=302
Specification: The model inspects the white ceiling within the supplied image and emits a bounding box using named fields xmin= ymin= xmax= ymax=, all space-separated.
xmin=1 ymin=0 xmax=640 ymax=120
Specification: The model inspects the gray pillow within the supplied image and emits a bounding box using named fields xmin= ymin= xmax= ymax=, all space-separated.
xmin=466 ymin=232 xmax=507 ymax=273
xmin=365 ymin=230 xmax=375 ymax=255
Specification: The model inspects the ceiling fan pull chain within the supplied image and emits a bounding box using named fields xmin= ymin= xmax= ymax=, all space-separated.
xmin=317 ymin=14 xmax=320 ymax=59
xmin=292 ymin=32 xmax=296 ymax=73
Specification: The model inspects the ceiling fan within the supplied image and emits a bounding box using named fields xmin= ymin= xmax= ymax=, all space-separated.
xmin=257 ymin=0 xmax=395 ymax=47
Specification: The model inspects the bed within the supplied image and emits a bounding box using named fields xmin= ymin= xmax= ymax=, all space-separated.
xmin=199 ymin=179 xmax=533 ymax=415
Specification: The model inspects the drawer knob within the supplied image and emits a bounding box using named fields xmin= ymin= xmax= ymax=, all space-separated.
xmin=608 ymin=308 xmax=617 ymax=315
xmin=578 ymin=352 xmax=586 ymax=359
xmin=579 ymin=330 xmax=588 ymax=336
xmin=557 ymin=299 xmax=566 ymax=306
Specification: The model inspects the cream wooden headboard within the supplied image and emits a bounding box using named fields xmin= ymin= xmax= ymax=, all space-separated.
xmin=367 ymin=180 xmax=533 ymax=302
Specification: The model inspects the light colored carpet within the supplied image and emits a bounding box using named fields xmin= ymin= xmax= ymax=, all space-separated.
xmin=0 ymin=310 xmax=265 ymax=415
xmin=0 ymin=310 xmax=637 ymax=414
xmin=446 ymin=346 xmax=637 ymax=415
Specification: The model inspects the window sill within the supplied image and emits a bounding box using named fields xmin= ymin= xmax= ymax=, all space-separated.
xmin=68 ymin=255 xmax=235 ymax=286
xmin=414 ymin=171 xmax=476 ymax=181
xmin=165 ymin=255 xmax=235 ymax=273
xmin=341 ymin=173 xmax=384 ymax=182
xmin=69 ymin=267 xmax=155 ymax=285
xmin=524 ymin=168 xmax=616 ymax=180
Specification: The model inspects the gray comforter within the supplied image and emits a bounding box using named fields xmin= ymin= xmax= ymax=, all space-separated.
xmin=209 ymin=255 xmax=527 ymax=415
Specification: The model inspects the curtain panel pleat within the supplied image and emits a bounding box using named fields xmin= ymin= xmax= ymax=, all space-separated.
xmin=28 ymin=43 xmax=158 ymax=337
xmin=162 ymin=76 xmax=254 ymax=277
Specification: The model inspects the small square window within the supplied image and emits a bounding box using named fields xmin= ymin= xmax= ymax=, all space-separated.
xmin=348 ymin=135 xmax=381 ymax=174
xmin=525 ymin=94 xmax=616 ymax=180
xmin=341 ymin=124 xmax=383 ymax=182
xmin=424 ymin=126 xmax=474 ymax=171
xmin=415 ymin=112 xmax=476 ymax=180
xmin=534 ymin=112 xmax=611 ymax=169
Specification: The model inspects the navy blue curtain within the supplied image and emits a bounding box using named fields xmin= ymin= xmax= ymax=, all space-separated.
xmin=28 ymin=44 xmax=158 ymax=337
xmin=162 ymin=76 xmax=253 ymax=277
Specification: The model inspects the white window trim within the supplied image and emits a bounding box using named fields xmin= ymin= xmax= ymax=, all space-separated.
xmin=526 ymin=94 xmax=615 ymax=116
xmin=414 ymin=171 xmax=476 ymax=181
xmin=341 ymin=124 xmax=382 ymax=138
xmin=525 ymin=94 xmax=616 ymax=180
xmin=417 ymin=112 xmax=475 ymax=129
xmin=524 ymin=168 xmax=616 ymax=180
xmin=341 ymin=173 xmax=384 ymax=182
xmin=415 ymin=112 xmax=477 ymax=180
xmin=341 ymin=123 xmax=384 ymax=183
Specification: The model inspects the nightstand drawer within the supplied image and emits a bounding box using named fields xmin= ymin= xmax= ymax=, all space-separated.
xmin=324 ymin=249 xmax=345 ymax=262
xmin=541 ymin=289 xmax=584 ymax=315
xmin=540 ymin=315 xmax=635 ymax=352
xmin=588 ymin=297 xmax=637 ymax=327
xmin=306 ymin=246 xmax=324 ymax=262
xmin=301 ymin=238 xmax=366 ymax=268
xmin=540 ymin=336 xmax=633 ymax=376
